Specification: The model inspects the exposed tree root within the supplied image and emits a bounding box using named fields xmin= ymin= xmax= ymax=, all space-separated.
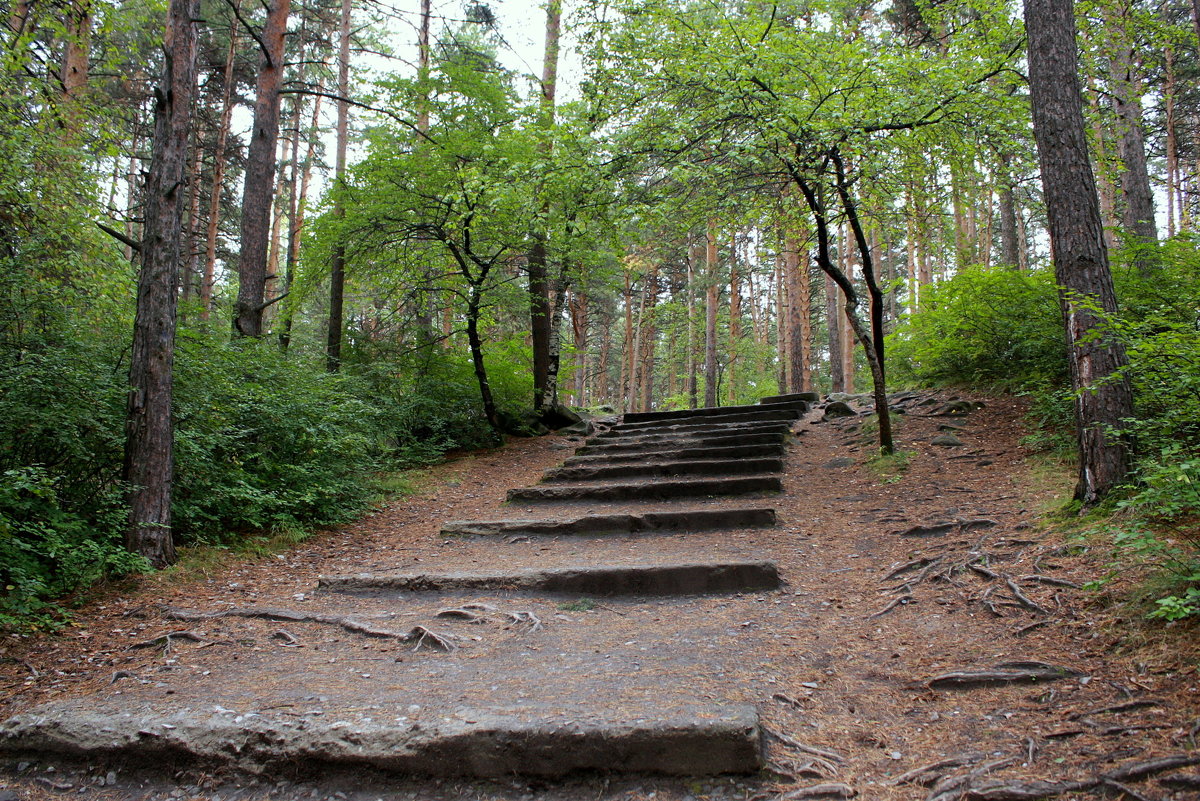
xmin=129 ymin=630 xmax=207 ymax=652
xmin=868 ymin=594 xmax=913 ymax=619
xmin=887 ymin=752 xmax=985 ymax=786
xmin=160 ymin=605 xmax=455 ymax=648
xmin=778 ymin=782 xmax=856 ymax=799
xmin=955 ymin=754 xmax=1200 ymax=799
xmin=928 ymin=661 xmax=1083 ymax=689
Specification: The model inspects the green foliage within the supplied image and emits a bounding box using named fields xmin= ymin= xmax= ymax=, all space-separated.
xmin=171 ymin=336 xmax=383 ymax=541
xmin=1147 ymin=586 xmax=1200 ymax=621
xmin=0 ymin=466 xmax=148 ymax=630
xmin=888 ymin=265 xmax=1067 ymax=388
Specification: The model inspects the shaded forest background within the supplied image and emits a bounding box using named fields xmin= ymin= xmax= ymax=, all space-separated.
xmin=4 ymin=0 xmax=1200 ymax=626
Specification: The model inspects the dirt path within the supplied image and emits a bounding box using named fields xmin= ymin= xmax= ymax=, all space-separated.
xmin=1 ymin=392 xmax=1198 ymax=801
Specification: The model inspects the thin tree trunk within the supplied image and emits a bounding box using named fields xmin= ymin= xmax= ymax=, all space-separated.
xmin=704 ymin=220 xmax=719 ymax=407
xmin=325 ymin=0 xmax=351 ymax=370
xmin=825 ymin=271 xmax=843 ymax=393
xmin=528 ymin=0 xmax=561 ymax=412
xmin=620 ymin=270 xmax=634 ymax=411
xmin=686 ymin=237 xmax=699 ymax=408
xmin=728 ymin=231 xmax=740 ymax=404
xmin=775 ymin=243 xmax=789 ymax=393
xmin=200 ymin=0 xmax=240 ymax=320
xmin=279 ymin=79 xmax=323 ymax=351
xmin=642 ymin=266 xmax=658 ymax=412
xmin=124 ymin=0 xmax=199 ymax=568
xmin=570 ymin=290 xmax=588 ymax=405
xmin=234 ymin=0 xmax=291 ymax=337
xmin=1025 ymin=0 xmax=1135 ymax=502
xmin=59 ymin=0 xmax=90 ymax=130
xmin=1109 ymin=15 xmax=1158 ymax=271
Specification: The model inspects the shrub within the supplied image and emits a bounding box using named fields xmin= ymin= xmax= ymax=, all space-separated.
xmin=888 ymin=265 xmax=1067 ymax=389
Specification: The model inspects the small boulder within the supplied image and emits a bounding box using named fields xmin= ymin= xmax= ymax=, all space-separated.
xmin=541 ymin=403 xmax=584 ymax=430
xmin=822 ymin=401 xmax=856 ymax=420
xmin=931 ymin=434 xmax=964 ymax=447
xmin=823 ymin=457 xmax=855 ymax=469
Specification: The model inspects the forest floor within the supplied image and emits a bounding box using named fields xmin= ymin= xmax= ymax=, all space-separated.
xmin=1 ymin=391 xmax=1199 ymax=801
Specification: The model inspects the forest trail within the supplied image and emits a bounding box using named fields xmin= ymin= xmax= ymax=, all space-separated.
xmin=2 ymin=392 xmax=1199 ymax=801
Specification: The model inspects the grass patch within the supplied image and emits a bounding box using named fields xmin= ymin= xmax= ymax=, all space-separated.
xmin=866 ymin=448 xmax=914 ymax=483
xmin=557 ymin=598 xmax=597 ymax=612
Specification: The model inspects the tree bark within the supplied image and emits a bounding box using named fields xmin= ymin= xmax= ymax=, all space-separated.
xmin=1025 ymin=0 xmax=1134 ymax=503
xmin=727 ymin=231 xmax=741 ymax=404
xmin=1106 ymin=11 xmax=1157 ymax=270
xmin=124 ymin=0 xmax=199 ymax=568
xmin=528 ymin=0 xmax=561 ymax=412
xmin=704 ymin=220 xmax=719 ymax=407
xmin=200 ymin=0 xmax=240 ymax=320
xmin=686 ymin=236 xmax=699 ymax=408
xmin=325 ymin=0 xmax=350 ymax=371
xmin=825 ymin=270 xmax=843 ymax=392
xmin=234 ymin=0 xmax=291 ymax=337
xmin=279 ymin=78 xmax=322 ymax=351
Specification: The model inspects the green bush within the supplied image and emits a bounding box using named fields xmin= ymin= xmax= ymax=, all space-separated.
xmin=172 ymin=336 xmax=384 ymax=542
xmin=888 ymin=265 xmax=1067 ymax=388
xmin=0 ymin=466 xmax=148 ymax=629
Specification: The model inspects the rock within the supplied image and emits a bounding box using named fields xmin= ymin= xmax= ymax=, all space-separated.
xmin=497 ymin=410 xmax=551 ymax=438
xmin=931 ymin=400 xmax=983 ymax=416
xmin=822 ymin=401 xmax=855 ymax=420
xmin=0 ymin=791 xmax=18 ymax=801
xmin=823 ymin=457 xmax=855 ymax=469
xmin=541 ymin=403 xmax=583 ymax=431
xmin=558 ymin=419 xmax=593 ymax=436
xmin=937 ymin=422 xmax=964 ymax=431
xmin=931 ymin=434 xmax=963 ymax=447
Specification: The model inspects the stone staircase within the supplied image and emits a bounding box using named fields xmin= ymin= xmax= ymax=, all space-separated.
xmin=0 ymin=396 xmax=813 ymax=782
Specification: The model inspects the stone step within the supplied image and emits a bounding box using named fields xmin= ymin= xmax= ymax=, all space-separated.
xmin=320 ymin=560 xmax=781 ymax=595
xmin=440 ymin=507 xmax=777 ymax=538
xmin=759 ymin=391 xmax=820 ymax=404
xmin=542 ymin=457 xmax=784 ymax=483
xmin=506 ymin=475 xmax=782 ymax=503
xmin=576 ymin=430 xmax=789 ymax=455
xmin=622 ymin=399 xmax=809 ymax=425
xmin=614 ymin=408 xmax=800 ymax=433
xmin=563 ymin=442 xmax=785 ymax=465
xmin=593 ymin=419 xmax=794 ymax=441
xmin=0 ymin=695 xmax=763 ymax=779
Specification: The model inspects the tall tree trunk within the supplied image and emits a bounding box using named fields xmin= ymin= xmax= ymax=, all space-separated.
xmin=998 ymin=155 xmax=1021 ymax=269
xmin=325 ymin=0 xmax=351 ymax=370
xmin=640 ymin=266 xmax=658 ymax=412
xmin=775 ymin=244 xmax=789 ymax=392
xmin=1165 ymin=44 xmax=1178 ymax=237
xmin=704 ymin=220 xmax=719 ymax=407
xmin=1109 ymin=21 xmax=1158 ymax=271
xmin=123 ymin=0 xmax=199 ymax=568
xmin=279 ymin=79 xmax=323 ymax=351
xmin=58 ymin=0 xmax=90 ymax=129
xmin=181 ymin=140 xmax=203 ymax=303
xmin=620 ymin=269 xmax=634 ymax=410
xmin=234 ymin=0 xmax=291 ymax=337
xmin=825 ymin=271 xmax=843 ymax=392
xmin=686 ymin=237 xmax=699 ymax=408
xmin=727 ymin=231 xmax=740 ymax=404
xmin=200 ymin=0 xmax=240 ymax=320
xmin=528 ymin=0 xmax=561 ymax=411
xmin=1025 ymin=0 xmax=1135 ymax=502
xmin=570 ymin=290 xmax=588 ymax=405
xmin=785 ymin=231 xmax=811 ymax=393
xmin=545 ymin=280 xmax=569 ymax=409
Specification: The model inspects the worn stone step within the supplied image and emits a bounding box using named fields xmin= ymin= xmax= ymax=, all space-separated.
xmin=542 ymin=457 xmax=784 ymax=483
xmin=564 ymin=442 xmax=785 ymax=465
xmin=506 ymin=475 xmax=782 ymax=503
xmin=614 ymin=408 xmax=800 ymax=433
xmin=593 ymin=419 xmax=794 ymax=442
xmin=441 ymin=507 xmax=777 ymax=537
xmin=576 ymin=430 xmax=789 ymax=455
xmin=622 ymin=400 xmax=809 ymax=425
xmin=760 ymin=391 xmax=820 ymax=404
xmin=320 ymin=560 xmax=781 ymax=595
xmin=0 ymin=697 xmax=763 ymax=778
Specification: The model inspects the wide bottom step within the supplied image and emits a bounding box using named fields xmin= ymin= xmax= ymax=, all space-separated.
xmin=320 ymin=560 xmax=781 ymax=595
xmin=0 ymin=701 xmax=763 ymax=777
